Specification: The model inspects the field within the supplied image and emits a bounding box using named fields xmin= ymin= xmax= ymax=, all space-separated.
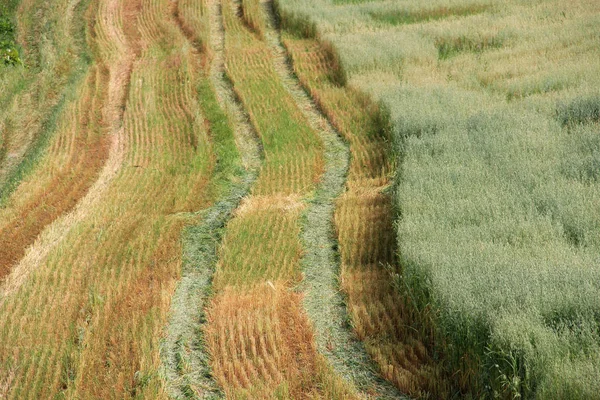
xmin=276 ymin=0 xmax=600 ymax=397
xmin=0 ymin=0 xmax=599 ymax=399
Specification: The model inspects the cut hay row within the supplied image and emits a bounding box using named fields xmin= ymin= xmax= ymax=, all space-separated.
xmin=0 ymin=0 xmax=142 ymax=395
xmin=276 ymin=7 xmax=450 ymax=398
xmin=160 ymin=0 xmax=261 ymax=397
xmin=201 ymin=1 xmax=357 ymax=398
xmin=222 ymin=0 xmax=323 ymax=196
xmin=260 ymin=0 xmax=407 ymax=398
xmin=206 ymin=283 xmax=356 ymax=400
xmin=0 ymin=0 xmax=92 ymax=204
xmin=0 ymin=0 xmax=128 ymax=296
xmin=0 ymin=0 xmax=227 ymax=397
xmin=0 ymin=64 xmax=110 ymax=283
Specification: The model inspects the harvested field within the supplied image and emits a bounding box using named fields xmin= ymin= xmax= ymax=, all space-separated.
xmin=2 ymin=0 xmax=598 ymax=398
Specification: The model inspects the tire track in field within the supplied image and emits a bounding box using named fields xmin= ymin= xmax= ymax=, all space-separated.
xmin=161 ymin=1 xmax=262 ymax=398
xmin=260 ymin=1 xmax=406 ymax=398
xmin=0 ymin=0 xmax=142 ymax=299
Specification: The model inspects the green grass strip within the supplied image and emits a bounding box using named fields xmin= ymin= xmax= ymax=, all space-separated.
xmin=160 ymin=2 xmax=262 ymax=396
xmin=0 ymin=0 xmax=21 ymax=66
xmin=265 ymin=2 xmax=407 ymax=398
xmin=0 ymin=0 xmax=93 ymax=207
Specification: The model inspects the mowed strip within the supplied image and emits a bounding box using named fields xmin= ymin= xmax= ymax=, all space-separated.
xmin=159 ymin=0 xmax=261 ymax=397
xmin=0 ymin=0 xmax=221 ymax=397
xmin=0 ymin=0 xmax=90 ymax=202
xmin=204 ymin=1 xmax=355 ymax=398
xmin=0 ymin=64 xmax=110 ymax=282
xmin=0 ymin=0 xmax=111 ymax=281
xmin=222 ymin=0 xmax=323 ymax=195
xmin=281 ymin=34 xmax=450 ymax=397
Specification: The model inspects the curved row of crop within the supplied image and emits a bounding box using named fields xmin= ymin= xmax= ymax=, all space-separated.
xmin=0 ymin=3 xmax=21 ymax=66
xmin=0 ymin=62 xmax=111 ymax=283
xmin=0 ymin=0 xmax=92 ymax=205
xmin=160 ymin=0 xmax=262 ymax=397
xmin=0 ymin=0 xmax=233 ymax=397
xmin=0 ymin=0 xmax=144 ymax=393
xmin=272 ymin=2 xmax=452 ymax=398
xmin=0 ymin=0 xmax=110 ymax=284
xmin=198 ymin=1 xmax=359 ymax=398
xmin=259 ymin=1 xmax=409 ymax=398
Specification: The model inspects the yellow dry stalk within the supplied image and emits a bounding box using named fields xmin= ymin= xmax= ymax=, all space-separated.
xmin=203 ymin=2 xmax=359 ymax=398
xmin=222 ymin=0 xmax=324 ymax=196
xmin=177 ymin=0 xmax=212 ymax=61
xmin=239 ymin=0 xmax=266 ymax=38
xmin=0 ymin=0 xmax=215 ymax=398
xmin=0 ymin=64 xmax=110 ymax=282
xmin=206 ymin=283 xmax=356 ymax=400
xmin=282 ymin=37 xmax=451 ymax=397
xmin=213 ymin=196 xmax=304 ymax=291
xmin=280 ymin=39 xmax=392 ymax=186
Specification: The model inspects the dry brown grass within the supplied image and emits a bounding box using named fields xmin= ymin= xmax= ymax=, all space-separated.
xmin=239 ymin=0 xmax=266 ymax=38
xmin=0 ymin=364 xmax=15 ymax=399
xmin=74 ymin=223 xmax=182 ymax=398
xmin=0 ymin=65 xmax=110 ymax=282
xmin=172 ymin=0 xmax=213 ymax=69
xmin=207 ymin=283 xmax=355 ymax=400
xmin=0 ymin=0 xmax=216 ymax=397
xmin=283 ymin=36 xmax=450 ymax=398
xmin=201 ymin=2 xmax=358 ymax=398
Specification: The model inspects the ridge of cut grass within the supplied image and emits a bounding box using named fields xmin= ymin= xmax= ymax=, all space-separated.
xmin=263 ymin=1 xmax=409 ymax=398
xmin=0 ymin=0 xmax=94 ymax=206
xmin=274 ymin=0 xmax=454 ymax=397
xmin=160 ymin=0 xmax=262 ymax=396
xmin=0 ymin=61 xmax=111 ymax=283
xmin=0 ymin=0 xmax=223 ymax=396
xmin=203 ymin=1 xmax=358 ymax=398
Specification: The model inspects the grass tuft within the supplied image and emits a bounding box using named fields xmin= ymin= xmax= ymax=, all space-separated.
xmin=370 ymin=4 xmax=491 ymax=26
xmin=556 ymin=95 xmax=600 ymax=127
xmin=435 ymin=34 xmax=504 ymax=60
